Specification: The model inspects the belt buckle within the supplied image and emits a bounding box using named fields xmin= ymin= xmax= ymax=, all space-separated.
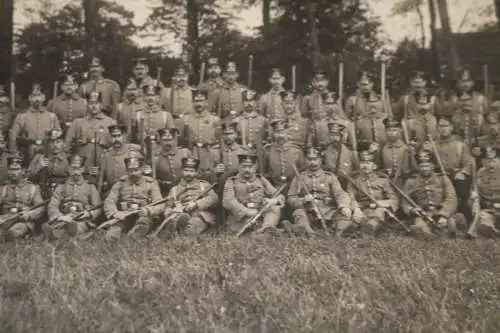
xmin=280 ymin=176 xmax=287 ymax=182
xmin=65 ymin=122 xmax=72 ymax=128
xmin=35 ymin=139 xmax=42 ymax=145
xmin=246 ymin=203 xmax=257 ymax=209
xmin=9 ymin=207 xmax=18 ymax=213
xmin=148 ymin=135 xmax=155 ymax=140
xmin=69 ymin=205 xmax=78 ymax=213
xmin=196 ymin=142 xmax=203 ymax=148
xmin=130 ymin=203 xmax=139 ymax=210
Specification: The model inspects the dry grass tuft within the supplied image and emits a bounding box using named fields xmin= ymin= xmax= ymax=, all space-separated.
xmin=0 ymin=234 xmax=499 ymax=332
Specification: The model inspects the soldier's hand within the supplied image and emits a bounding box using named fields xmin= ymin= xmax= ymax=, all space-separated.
xmin=304 ymin=194 xmax=315 ymax=203
xmin=144 ymin=165 xmax=152 ymax=175
xmin=264 ymin=198 xmax=278 ymax=207
xmin=78 ymin=211 xmax=91 ymax=220
xmin=352 ymin=207 xmax=365 ymax=222
xmin=138 ymin=207 xmax=150 ymax=217
xmin=215 ymin=164 xmax=226 ymax=174
xmin=368 ymin=203 xmax=377 ymax=209
xmin=90 ymin=166 xmax=99 ymax=176
xmin=172 ymin=204 xmax=184 ymax=214
xmin=340 ymin=207 xmax=352 ymax=217
xmin=184 ymin=202 xmax=197 ymax=212
xmin=472 ymin=147 xmax=482 ymax=157
xmin=246 ymin=208 xmax=259 ymax=217
xmin=57 ymin=215 xmax=73 ymax=223
xmin=437 ymin=217 xmax=448 ymax=229
xmin=493 ymin=203 xmax=500 ymax=209
xmin=409 ymin=207 xmax=422 ymax=217
xmin=39 ymin=157 xmax=49 ymax=168
xmin=18 ymin=211 xmax=32 ymax=222
xmin=455 ymin=172 xmax=466 ymax=181
xmin=113 ymin=211 xmax=129 ymax=221
xmin=369 ymin=142 xmax=379 ymax=152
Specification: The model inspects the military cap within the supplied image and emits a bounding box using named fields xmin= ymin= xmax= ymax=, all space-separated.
xmin=108 ymin=124 xmax=127 ymax=136
xmin=415 ymin=149 xmax=435 ymax=165
xmin=67 ymin=154 xmax=86 ymax=168
xmin=242 ymin=89 xmax=257 ymax=101
xmin=483 ymin=146 xmax=499 ymax=159
xmin=124 ymin=156 xmax=144 ymax=168
xmin=125 ymin=78 xmax=138 ymax=90
xmin=321 ymin=91 xmax=336 ymax=104
xmin=436 ymin=114 xmax=453 ymax=125
xmin=225 ymin=61 xmax=238 ymax=73
xmin=62 ymin=74 xmax=77 ymax=86
xmin=157 ymin=128 xmax=178 ymax=140
xmin=305 ymin=147 xmax=321 ymax=159
xmin=280 ymin=90 xmax=297 ymax=102
xmin=47 ymin=129 xmax=64 ymax=140
xmin=181 ymin=157 xmax=200 ymax=170
xmin=312 ymin=69 xmax=328 ymax=81
xmin=87 ymin=90 xmax=102 ymax=103
xmin=327 ymin=120 xmax=346 ymax=133
xmin=143 ymin=84 xmax=161 ymax=96
xmin=270 ymin=118 xmax=287 ymax=132
xmin=192 ymin=89 xmax=208 ymax=101
xmin=359 ymin=149 xmax=375 ymax=162
xmin=89 ymin=57 xmax=102 ymax=67
xmin=383 ymin=117 xmax=400 ymax=128
xmin=7 ymin=155 xmax=24 ymax=170
xmin=237 ymin=151 xmax=258 ymax=165
xmin=207 ymin=57 xmax=219 ymax=67
xmin=410 ymin=71 xmax=427 ymax=89
xmin=221 ymin=119 xmax=238 ymax=134
xmin=270 ymin=68 xmax=283 ymax=79
xmin=357 ymin=71 xmax=373 ymax=87
xmin=133 ymin=57 xmax=148 ymax=69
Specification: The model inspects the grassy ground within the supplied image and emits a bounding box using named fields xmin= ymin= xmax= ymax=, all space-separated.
xmin=0 ymin=233 xmax=499 ymax=333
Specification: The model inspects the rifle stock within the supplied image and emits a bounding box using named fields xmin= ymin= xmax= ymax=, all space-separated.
xmin=0 ymin=200 xmax=49 ymax=230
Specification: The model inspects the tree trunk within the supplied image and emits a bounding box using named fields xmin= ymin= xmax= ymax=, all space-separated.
xmin=428 ymin=0 xmax=440 ymax=82
xmin=435 ymin=0 xmax=461 ymax=79
xmin=262 ymin=0 xmax=271 ymax=39
xmin=186 ymin=0 xmax=200 ymax=83
xmin=83 ymin=0 xmax=99 ymax=59
xmin=494 ymin=0 xmax=500 ymax=29
xmin=416 ymin=1 xmax=426 ymax=70
xmin=0 ymin=0 xmax=14 ymax=84
xmin=308 ymin=0 xmax=320 ymax=69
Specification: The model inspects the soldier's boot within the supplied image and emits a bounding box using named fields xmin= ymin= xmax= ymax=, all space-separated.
xmin=183 ymin=217 xmax=207 ymax=237
xmin=256 ymin=207 xmax=281 ymax=234
xmin=7 ymin=223 xmax=31 ymax=241
xmin=291 ymin=210 xmax=314 ymax=236
xmin=452 ymin=213 xmax=468 ymax=237
xmin=105 ymin=226 xmax=123 ymax=241
xmin=157 ymin=215 xmax=183 ymax=241
xmin=447 ymin=217 xmax=458 ymax=238
xmin=42 ymin=224 xmax=65 ymax=241
xmin=410 ymin=217 xmax=434 ymax=239
xmin=361 ymin=218 xmax=381 ymax=236
xmin=335 ymin=218 xmax=358 ymax=237
xmin=66 ymin=222 xmax=89 ymax=238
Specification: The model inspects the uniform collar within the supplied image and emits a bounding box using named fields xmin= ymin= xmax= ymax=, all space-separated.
xmin=28 ymin=106 xmax=47 ymax=113
xmin=10 ymin=179 xmax=27 ymax=188
xmin=67 ymin=176 xmax=85 ymax=185
xmin=61 ymin=93 xmax=81 ymax=101
xmin=305 ymin=169 xmax=322 ymax=177
xmin=162 ymin=146 xmax=179 ymax=156
xmin=242 ymin=111 xmax=258 ymax=118
xmin=129 ymin=176 xmax=145 ymax=185
xmin=386 ymin=139 xmax=404 ymax=148
xmin=87 ymin=112 xmax=106 ymax=120
xmin=194 ymin=109 xmax=209 ymax=118
xmin=145 ymin=105 xmax=161 ymax=113
xmin=224 ymin=142 xmax=239 ymax=150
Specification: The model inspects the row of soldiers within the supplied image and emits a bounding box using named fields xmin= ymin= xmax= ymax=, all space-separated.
xmin=0 ymin=55 xmax=499 ymax=241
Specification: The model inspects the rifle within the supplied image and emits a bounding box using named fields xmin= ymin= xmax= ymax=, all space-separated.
xmin=291 ymin=163 xmax=329 ymax=234
xmin=199 ymin=62 xmax=206 ymax=86
xmin=248 ymin=54 xmax=253 ymax=88
xmin=138 ymin=117 xmax=145 ymax=156
xmin=0 ymin=200 xmax=49 ymax=230
xmin=235 ymin=182 xmax=287 ymax=238
xmin=92 ymin=131 xmax=98 ymax=185
xmin=339 ymin=170 xmax=410 ymax=233
xmin=40 ymin=133 xmax=51 ymax=199
xmin=150 ymin=182 xmax=217 ymax=237
xmin=52 ymin=203 xmax=104 ymax=229
xmin=466 ymin=159 xmax=480 ymax=238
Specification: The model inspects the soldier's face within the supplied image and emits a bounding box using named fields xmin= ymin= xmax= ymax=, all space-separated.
xmin=127 ymin=166 xmax=142 ymax=179
xmin=325 ymin=102 xmax=337 ymax=114
xmin=458 ymin=81 xmax=473 ymax=92
xmin=89 ymin=65 xmax=103 ymax=76
xmin=417 ymin=103 xmax=431 ymax=113
xmin=8 ymin=168 xmax=23 ymax=182
xmin=63 ymin=84 xmax=77 ymax=95
xmin=88 ymin=101 xmax=101 ymax=114
xmin=283 ymin=101 xmax=295 ymax=113
xmin=360 ymin=160 xmax=375 ymax=174
xmin=225 ymin=72 xmax=238 ymax=83
xmin=0 ymin=96 xmax=8 ymax=106
xmin=306 ymin=157 xmax=321 ymax=171
xmin=194 ymin=98 xmax=207 ymax=111
xmin=360 ymin=84 xmax=373 ymax=94
xmin=207 ymin=66 xmax=221 ymax=77
xmin=239 ymin=163 xmax=257 ymax=178
xmin=418 ymin=162 xmax=433 ymax=177
xmin=487 ymin=113 xmax=498 ymax=124
xmin=146 ymin=94 xmax=159 ymax=106
xmin=30 ymin=94 xmax=45 ymax=106
xmin=133 ymin=66 xmax=148 ymax=78
xmin=112 ymin=134 xmax=124 ymax=147
xmin=50 ymin=139 xmax=64 ymax=153
xmin=243 ymin=100 xmax=255 ymax=111
xmin=125 ymin=89 xmax=137 ymax=100
xmin=160 ymin=136 xmax=175 ymax=148
xmin=223 ymin=131 xmax=237 ymax=144
xmin=386 ymin=127 xmax=400 ymax=141
xmin=313 ymin=78 xmax=327 ymax=90
xmin=274 ymin=131 xmax=287 ymax=143
xmin=330 ymin=133 xmax=342 ymax=143
xmin=69 ymin=166 xmax=84 ymax=178
xmin=484 ymin=157 xmax=499 ymax=169
xmin=269 ymin=77 xmax=283 ymax=88
xmin=182 ymin=167 xmax=197 ymax=182
xmin=438 ymin=122 xmax=453 ymax=136
xmin=175 ymin=74 xmax=188 ymax=87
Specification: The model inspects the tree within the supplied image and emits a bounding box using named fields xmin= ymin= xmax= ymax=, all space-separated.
xmin=435 ymin=0 xmax=461 ymax=77
xmin=83 ymin=0 xmax=99 ymax=58
xmin=0 ymin=0 xmax=14 ymax=85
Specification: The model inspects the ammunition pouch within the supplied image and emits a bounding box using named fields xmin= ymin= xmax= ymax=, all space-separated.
xmin=61 ymin=201 xmax=85 ymax=214
xmin=119 ymin=201 xmax=146 ymax=211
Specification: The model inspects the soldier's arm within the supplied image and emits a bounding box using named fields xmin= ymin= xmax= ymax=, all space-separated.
xmin=286 ymin=176 xmax=304 ymax=210
xmin=46 ymin=99 xmax=55 ymax=114
xmin=345 ymin=96 xmax=355 ymax=121
xmin=103 ymin=181 xmax=122 ymax=219
xmin=88 ymin=184 xmax=102 ymax=221
xmin=29 ymin=185 xmax=46 ymax=220
xmin=382 ymin=177 xmax=399 ymax=211
xmin=195 ymin=182 xmax=219 ymax=211
xmin=9 ymin=113 xmax=24 ymax=152
xmin=222 ymin=178 xmax=251 ymax=218
xmin=258 ymin=95 xmax=267 ymax=117
xmin=437 ymin=175 xmax=458 ymax=218
xmin=47 ymin=184 xmax=64 ymax=221
xmin=147 ymin=180 xmax=164 ymax=217
xmin=459 ymin=143 xmax=473 ymax=175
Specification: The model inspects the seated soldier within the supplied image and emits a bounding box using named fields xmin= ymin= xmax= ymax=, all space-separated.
xmin=0 ymin=155 xmax=45 ymax=241
xmin=350 ymin=149 xmax=399 ymax=235
xmin=103 ymin=155 xmax=163 ymax=239
xmin=222 ymin=151 xmax=285 ymax=235
xmin=44 ymin=155 xmax=102 ymax=239
xmin=287 ymin=147 xmax=353 ymax=237
xmin=469 ymin=147 xmax=500 ymax=237
xmin=159 ymin=157 xmax=219 ymax=238
xmin=401 ymin=149 xmax=466 ymax=237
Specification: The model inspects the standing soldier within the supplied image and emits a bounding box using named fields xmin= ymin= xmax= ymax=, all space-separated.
xmin=449 ymin=69 xmax=488 ymax=118
xmin=394 ymin=71 xmax=437 ymax=120
xmin=28 ymin=129 xmax=70 ymax=199
xmin=197 ymin=57 xmax=225 ymax=114
xmin=323 ymin=121 xmax=359 ymax=188
xmin=160 ymin=157 xmax=219 ymax=237
xmin=477 ymin=102 xmax=500 ymax=150
xmin=222 ymin=151 xmax=285 ymax=235
xmin=451 ymin=92 xmax=484 ymax=147
xmin=311 ymin=91 xmax=355 ymax=150
xmin=103 ymin=155 xmax=163 ymax=239
xmin=10 ymin=84 xmax=61 ymax=162
xmin=44 ymin=155 xmax=102 ymax=239
xmin=48 ymin=74 xmax=87 ymax=133
xmin=301 ymin=70 xmax=331 ymax=120
xmin=234 ymin=90 xmax=268 ymax=149
xmin=259 ymin=68 xmax=285 ymax=119
xmin=0 ymin=85 xmax=16 ymax=136
xmin=405 ymin=89 xmax=439 ymax=147
xmin=345 ymin=72 xmax=382 ymax=121
xmin=114 ymin=78 xmax=145 ymax=141
xmin=349 ymin=149 xmax=399 ymax=235
xmin=281 ymin=90 xmax=309 ymax=148
xmin=65 ymin=91 xmax=116 ymax=171
xmin=287 ymin=147 xmax=353 ymax=237
xmin=0 ymin=155 xmax=45 ymax=241
xmin=469 ymin=146 xmax=500 ymax=237
xmin=215 ymin=61 xmax=248 ymax=119
xmin=401 ymin=150 xmax=464 ymax=237
xmin=154 ymin=128 xmax=192 ymax=195
xmin=164 ymin=65 xmax=195 ymax=130
xmin=183 ymin=90 xmax=220 ymax=182
xmin=97 ymin=125 xmax=143 ymax=194
xmin=379 ymin=117 xmax=414 ymax=186
xmin=211 ymin=119 xmax=244 ymax=183
xmin=132 ymin=58 xmax=167 ymax=107
xmin=354 ymin=91 xmax=388 ymax=151
xmin=79 ymin=57 xmax=121 ymax=115
xmin=263 ymin=118 xmax=304 ymax=186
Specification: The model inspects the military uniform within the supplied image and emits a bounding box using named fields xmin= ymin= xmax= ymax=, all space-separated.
xmin=350 ymin=150 xmax=399 ymax=235
xmin=164 ymin=66 xmax=195 ymax=129
xmin=394 ymin=71 xmax=437 ymax=120
xmin=79 ymin=57 xmax=121 ymax=115
xmin=48 ymin=75 xmax=87 ymax=131
xmin=478 ymin=103 xmax=500 ymax=150
xmin=0 ymin=133 xmax=10 ymax=185
xmin=45 ymin=155 xmax=101 ymax=238
xmin=114 ymin=79 xmax=145 ymax=141
xmin=401 ymin=150 xmax=462 ymax=235
xmin=103 ymin=156 xmax=163 ymax=239
xmin=448 ymin=69 xmax=487 ymax=119
xmin=405 ymin=89 xmax=439 ymax=145
xmin=451 ymin=92 xmax=484 ymax=146
xmin=323 ymin=122 xmax=358 ymax=184
xmin=161 ymin=158 xmax=219 ymax=236
xmin=259 ymin=69 xmax=285 ymax=119
xmin=197 ymin=58 xmax=225 ymax=114
xmin=281 ymin=90 xmax=309 ymax=148
xmin=471 ymin=147 xmax=500 ymax=236
xmin=214 ymin=62 xmax=248 ymax=119
xmin=346 ymin=72 xmax=390 ymax=121
xmin=131 ymin=58 xmax=168 ymax=108
xmin=301 ymin=70 xmax=331 ymax=120
xmin=234 ymin=90 xmax=268 ymax=150
xmin=355 ymin=91 xmax=388 ymax=148
xmin=222 ymin=152 xmax=284 ymax=234
xmin=0 ymin=85 xmax=16 ymax=136
xmin=211 ymin=120 xmax=244 ymax=176
xmin=0 ymin=156 xmax=45 ymax=240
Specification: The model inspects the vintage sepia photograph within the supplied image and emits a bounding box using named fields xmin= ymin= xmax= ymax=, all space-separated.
xmin=0 ymin=0 xmax=499 ymax=331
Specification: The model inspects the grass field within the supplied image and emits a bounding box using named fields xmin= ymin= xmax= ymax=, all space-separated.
xmin=0 ymin=233 xmax=499 ymax=333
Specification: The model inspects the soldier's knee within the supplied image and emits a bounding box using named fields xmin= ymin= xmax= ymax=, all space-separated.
xmin=292 ymin=208 xmax=307 ymax=220
xmin=66 ymin=222 xmax=89 ymax=237
xmin=8 ymin=223 xmax=30 ymax=239
xmin=105 ymin=226 xmax=122 ymax=240
xmin=184 ymin=217 xmax=207 ymax=236
xmin=451 ymin=213 xmax=467 ymax=231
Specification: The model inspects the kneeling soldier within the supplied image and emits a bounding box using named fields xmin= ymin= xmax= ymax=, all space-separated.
xmin=44 ymin=155 xmax=102 ymax=239
xmin=350 ymin=149 xmax=399 ymax=235
xmin=0 ymin=155 xmax=45 ymax=240
xmin=160 ymin=157 xmax=218 ymax=237
xmin=103 ymin=155 xmax=163 ymax=239
xmin=222 ymin=151 xmax=285 ymax=235
xmin=287 ymin=147 xmax=353 ymax=236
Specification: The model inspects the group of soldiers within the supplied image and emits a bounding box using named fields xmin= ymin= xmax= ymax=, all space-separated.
xmin=0 ymin=54 xmax=499 ymax=242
